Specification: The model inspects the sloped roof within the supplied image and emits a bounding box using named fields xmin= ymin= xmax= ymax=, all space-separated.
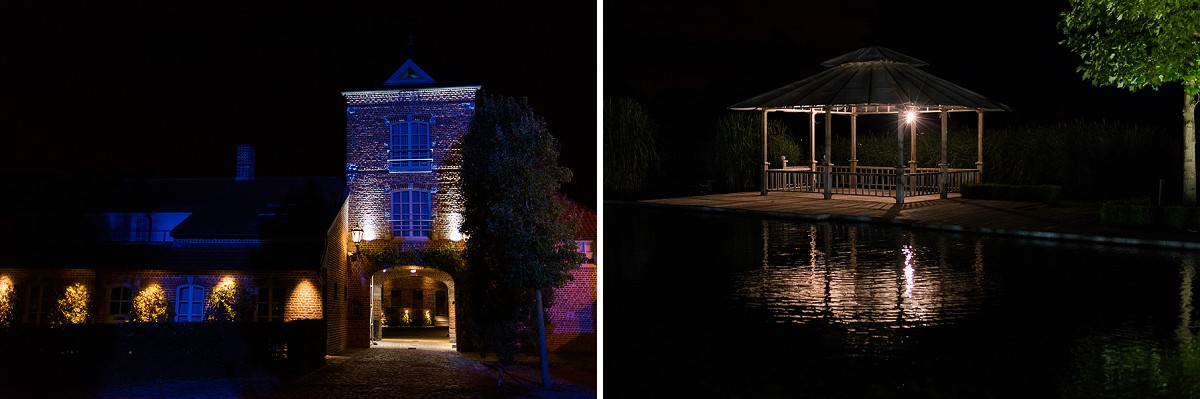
xmin=730 ymin=46 xmax=1011 ymax=113
xmin=0 ymin=175 xmax=346 ymax=271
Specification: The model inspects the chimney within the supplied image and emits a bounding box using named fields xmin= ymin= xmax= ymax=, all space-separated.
xmin=235 ymin=144 xmax=255 ymax=180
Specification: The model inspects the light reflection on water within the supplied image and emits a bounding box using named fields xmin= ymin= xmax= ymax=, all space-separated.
xmin=731 ymin=222 xmax=985 ymax=328
xmin=607 ymin=204 xmax=1200 ymax=398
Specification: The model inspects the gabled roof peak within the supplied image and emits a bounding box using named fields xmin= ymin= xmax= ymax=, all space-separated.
xmin=384 ymin=59 xmax=437 ymax=86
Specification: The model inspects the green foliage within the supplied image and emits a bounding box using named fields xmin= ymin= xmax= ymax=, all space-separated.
xmin=1060 ymin=0 xmax=1200 ymax=204
xmin=421 ymin=240 xmax=465 ymax=278
xmin=362 ymin=246 xmax=420 ymax=266
xmin=710 ymin=112 xmax=803 ymax=191
xmin=460 ymin=90 xmax=586 ymax=363
xmin=604 ymin=98 xmax=660 ymax=198
xmin=1100 ymin=197 xmax=1200 ymax=230
xmin=56 ymin=283 xmax=90 ymax=325
xmin=207 ymin=279 xmax=252 ymax=322
xmin=1059 ymin=0 xmax=1200 ymax=95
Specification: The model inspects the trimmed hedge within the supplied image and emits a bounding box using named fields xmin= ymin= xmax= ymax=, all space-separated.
xmin=0 ymin=320 xmax=326 ymax=392
xmin=961 ymin=183 xmax=1061 ymax=204
xmin=1100 ymin=198 xmax=1200 ymax=230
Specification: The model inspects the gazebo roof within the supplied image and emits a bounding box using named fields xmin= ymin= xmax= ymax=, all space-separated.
xmin=730 ymin=46 xmax=1011 ymax=114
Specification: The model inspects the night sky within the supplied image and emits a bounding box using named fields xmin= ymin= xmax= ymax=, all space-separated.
xmin=605 ymin=0 xmax=1182 ymax=134
xmin=0 ymin=2 xmax=597 ymax=208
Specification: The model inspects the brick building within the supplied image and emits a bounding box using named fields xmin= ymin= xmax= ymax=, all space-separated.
xmin=343 ymin=59 xmax=596 ymax=351
xmin=0 ymin=145 xmax=355 ymax=352
xmin=0 ymin=58 xmax=595 ymax=358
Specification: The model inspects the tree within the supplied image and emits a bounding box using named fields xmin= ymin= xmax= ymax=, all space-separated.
xmin=1059 ymin=0 xmax=1200 ymax=204
xmin=604 ymin=97 xmax=660 ymax=198
xmin=460 ymin=90 xmax=585 ymax=388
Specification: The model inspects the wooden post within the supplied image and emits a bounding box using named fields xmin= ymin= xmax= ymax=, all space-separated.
xmin=761 ymin=108 xmax=769 ymax=196
xmin=940 ymin=108 xmax=948 ymax=199
xmin=896 ymin=110 xmax=905 ymax=204
xmin=976 ymin=110 xmax=984 ymax=183
xmin=809 ymin=111 xmax=817 ymax=170
xmin=850 ymin=108 xmax=858 ymax=191
xmin=909 ymin=109 xmax=918 ymax=173
xmin=824 ymin=107 xmax=832 ymax=199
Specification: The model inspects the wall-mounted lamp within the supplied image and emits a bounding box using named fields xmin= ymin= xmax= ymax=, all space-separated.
xmin=350 ymin=226 xmax=364 ymax=260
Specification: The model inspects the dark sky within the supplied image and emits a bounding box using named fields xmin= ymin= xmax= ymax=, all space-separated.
xmin=605 ymin=0 xmax=1181 ymax=133
xmin=0 ymin=1 xmax=597 ymax=208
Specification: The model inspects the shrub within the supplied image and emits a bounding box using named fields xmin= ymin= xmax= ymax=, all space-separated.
xmin=961 ymin=183 xmax=1061 ymax=203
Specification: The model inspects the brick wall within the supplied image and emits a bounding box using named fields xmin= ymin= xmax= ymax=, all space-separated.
xmin=344 ymin=86 xmax=476 ymax=246
xmin=0 ymin=269 xmax=323 ymax=325
xmin=546 ymin=263 xmax=597 ymax=352
xmin=324 ymin=199 xmax=351 ymax=353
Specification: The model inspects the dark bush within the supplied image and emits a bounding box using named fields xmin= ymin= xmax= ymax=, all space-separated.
xmin=961 ymin=183 xmax=1061 ymax=203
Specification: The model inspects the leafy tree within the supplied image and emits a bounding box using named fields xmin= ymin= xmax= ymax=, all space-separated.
xmin=1059 ymin=0 xmax=1200 ymax=204
xmin=604 ymin=97 xmax=660 ymax=198
xmin=460 ymin=90 xmax=585 ymax=387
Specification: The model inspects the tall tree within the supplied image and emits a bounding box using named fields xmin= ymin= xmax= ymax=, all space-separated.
xmin=460 ymin=90 xmax=585 ymax=387
xmin=1059 ymin=0 xmax=1200 ymax=204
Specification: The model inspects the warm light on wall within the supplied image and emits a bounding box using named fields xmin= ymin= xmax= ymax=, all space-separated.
xmin=285 ymin=279 xmax=322 ymax=321
xmin=448 ymin=213 xmax=464 ymax=242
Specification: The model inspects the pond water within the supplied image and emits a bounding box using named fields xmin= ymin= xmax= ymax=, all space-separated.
xmin=605 ymin=203 xmax=1200 ymax=398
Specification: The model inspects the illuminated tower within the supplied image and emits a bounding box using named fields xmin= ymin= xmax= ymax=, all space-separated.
xmin=343 ymin=60 xmax=478 ymax=248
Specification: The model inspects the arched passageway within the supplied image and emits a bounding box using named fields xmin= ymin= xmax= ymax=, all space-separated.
xmin=369 ymin=265 xmax=457 ymax=346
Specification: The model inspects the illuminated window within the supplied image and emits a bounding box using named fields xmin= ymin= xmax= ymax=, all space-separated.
xmin=256 ymin=286 xmax=284 ymax=322
xmin=175 ymin=284 xmax=205 ymax=322
xmin=109 ymin=286 xmax=133 ymax=320
xmin=387 ymin=116 xmax=433 ymax=172
xmin=391 ymin=189 xmax=432 ymax=238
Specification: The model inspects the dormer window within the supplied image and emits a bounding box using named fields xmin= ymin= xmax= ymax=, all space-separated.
xmin=387 ymin=115 xmax=433 ymax=172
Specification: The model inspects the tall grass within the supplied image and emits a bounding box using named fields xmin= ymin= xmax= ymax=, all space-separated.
xmin=831 ymin=119 xmax=1174 ymax=201
xmin=709 ymin=112 xmax=803 ymax=191
xmin=604 ymin=98 xmax=660 ymax=198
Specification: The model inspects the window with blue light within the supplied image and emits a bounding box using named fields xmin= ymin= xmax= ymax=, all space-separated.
xmin=391 ymin=189 xmax=432 ymax=238
xmin=387 ymin=115 xmax=433 ymax=172
xmin=175 ymin=284 xmax=205 ymax=322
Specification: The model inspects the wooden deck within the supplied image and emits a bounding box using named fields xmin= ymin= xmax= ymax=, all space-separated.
xmin=634 ymin=191 xmax=1200 ymax=250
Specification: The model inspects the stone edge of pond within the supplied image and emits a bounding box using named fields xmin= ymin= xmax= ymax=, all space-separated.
xmin=610 ymin=200 xmax=1200 ymax=252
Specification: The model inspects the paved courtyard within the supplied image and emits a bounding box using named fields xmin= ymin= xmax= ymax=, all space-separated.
xmin=88 ymin=335 xmax=596 ymax=399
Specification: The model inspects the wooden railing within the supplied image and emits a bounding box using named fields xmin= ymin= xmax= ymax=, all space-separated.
xmin=766 ymin=166 xmax=980 ymax=198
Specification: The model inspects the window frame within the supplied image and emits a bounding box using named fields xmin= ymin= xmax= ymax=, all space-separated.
xmin=387 ymin=116 xmax=433 ymax=172
xmin=390 ymin=189 xmax=432 ymax=239
xmin=175 ymin=284 xmax=205 ymax=322
xmin=255 ymin=286 xmax=284 ymax=322
xmin=108 ymin=285 xmax=133 ymax=321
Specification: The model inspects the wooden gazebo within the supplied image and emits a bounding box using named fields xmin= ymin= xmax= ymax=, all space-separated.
xmin=729 ymin=46 xmax=1011 ymax=203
